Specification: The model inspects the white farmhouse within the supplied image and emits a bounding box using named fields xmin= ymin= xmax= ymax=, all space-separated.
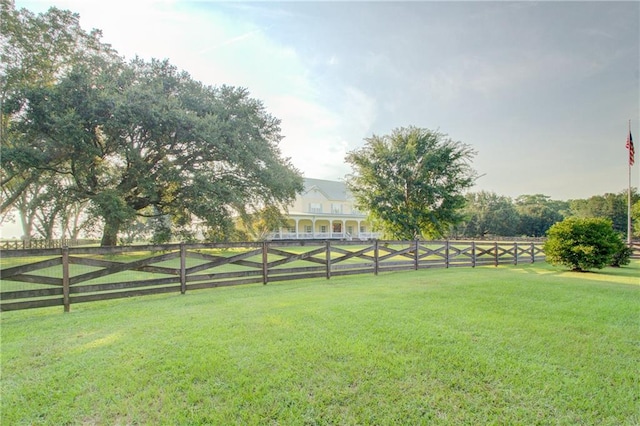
xmin=269 ymin=178 xmax=381 ymax=240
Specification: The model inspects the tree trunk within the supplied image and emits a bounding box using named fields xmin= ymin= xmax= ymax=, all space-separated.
xmin=101 ymin=219 xmax=120 ymax=246
xmin=19 ymin=206 xmax=34 ymax=242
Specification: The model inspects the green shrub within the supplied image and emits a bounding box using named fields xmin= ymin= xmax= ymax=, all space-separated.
xmin=610 ymin=240 xmax=633 ymax=267
xmin=544 ymin=217 xmax=622 ymax=271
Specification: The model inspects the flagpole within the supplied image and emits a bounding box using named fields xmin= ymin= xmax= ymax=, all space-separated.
xmin=628 ymin=119 xmax=632 ymax=245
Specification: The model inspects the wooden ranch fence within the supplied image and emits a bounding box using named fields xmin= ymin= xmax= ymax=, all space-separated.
xmin=0 ymin=240 xmax=546 ymax=313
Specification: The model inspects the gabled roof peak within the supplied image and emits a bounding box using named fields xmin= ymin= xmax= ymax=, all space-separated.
xmin=303 ymin=178 xmax=350 ymax=201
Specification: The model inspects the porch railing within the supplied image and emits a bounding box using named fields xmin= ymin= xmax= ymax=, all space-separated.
xmin=268 ymin=231 xmax=381 ymax=240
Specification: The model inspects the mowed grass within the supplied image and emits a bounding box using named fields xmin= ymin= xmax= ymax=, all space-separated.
xmin=1 ymin=261 xmax=638 ymax=425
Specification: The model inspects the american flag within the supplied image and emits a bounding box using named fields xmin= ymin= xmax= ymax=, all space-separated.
xmin=627 ymin=130 xmax=635 ymax=166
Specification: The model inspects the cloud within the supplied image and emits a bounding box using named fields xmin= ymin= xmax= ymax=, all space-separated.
xmin=268 ymin=94 xmax=342 ymax=176
xmin=268 ymin=86 xmax=377 ymax=181
xmin=340 ymin=86 xmax=377 ymax=139
xmin=426 ymin=46 xmax=607 ymax=106
xmin=198 ymin=29 xmax=263 ymax=54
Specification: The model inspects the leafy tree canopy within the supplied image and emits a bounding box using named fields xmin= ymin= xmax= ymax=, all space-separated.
xmin=345 ymin=126 xmax=477 ymax=240
xmin=0 ymin=4 xmax=120 ymax=240
xmin=515 ymin=194 xmax=568 ymax=237
xmin=568 ymin=189 xmax=638 ymax=234
xmin=455 ymin=191 xmax=519 ymax=238
xmin=1 ymin=4 xmax=303 ymax=245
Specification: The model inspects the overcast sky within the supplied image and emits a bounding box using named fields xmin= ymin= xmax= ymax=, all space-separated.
xmin=13 ymin=0 xmax=640 ymax=201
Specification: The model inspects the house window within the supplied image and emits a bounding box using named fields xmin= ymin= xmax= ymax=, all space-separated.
xmin=347 ymin=226 xmax=353 ymax=235
xmin=360 ymin=225 xmax=366 ymax=233
xmin=320 ymin=225 xmax=327 ymax=233
xmin=304 ymin=225 xmax=312 ymax=233
xmin=309 ymin=203 xmax=322 ymax=213
xmin=331 ymin=204 xmax=342 ymax=214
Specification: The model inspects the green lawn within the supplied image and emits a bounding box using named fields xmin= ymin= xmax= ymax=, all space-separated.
xmin=2 ymin=261 xmax=638 ymax=425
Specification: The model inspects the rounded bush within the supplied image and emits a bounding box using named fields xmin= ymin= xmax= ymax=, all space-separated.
xmin=544 ymin=217 xmax=623 ymax=272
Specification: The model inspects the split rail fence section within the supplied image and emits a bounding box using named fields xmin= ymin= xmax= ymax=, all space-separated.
xmin=1 ymin=240 xmax=545 ymax=312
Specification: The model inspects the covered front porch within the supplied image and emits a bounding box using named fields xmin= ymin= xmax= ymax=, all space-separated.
xmin=268 ymin=215 xmax=380 ymax=240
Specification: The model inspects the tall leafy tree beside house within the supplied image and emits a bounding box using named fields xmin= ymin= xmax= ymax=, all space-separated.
xmin=345 ymin=126 xmax=477 ymax=240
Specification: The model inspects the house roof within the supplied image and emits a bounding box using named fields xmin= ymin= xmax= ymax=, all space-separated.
xmin=303 ymin=178 xmax=351 ymax=201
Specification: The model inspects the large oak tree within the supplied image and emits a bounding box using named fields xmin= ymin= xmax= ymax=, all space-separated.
xmin=1 ymin=4 xmax=302 ymax=245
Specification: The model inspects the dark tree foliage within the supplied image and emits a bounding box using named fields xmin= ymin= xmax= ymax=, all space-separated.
xmin=568 ymin=190 xmax=638 ymax=234
xmin=345 ymin=126 xmax=477 ymax=240
xmin=633 ymin=200 xmax=640 ymax=238
xmin=515 ymin=194 xmax=567 ymax=237
xmin=455 ymin=191 xmax=519 ymax=238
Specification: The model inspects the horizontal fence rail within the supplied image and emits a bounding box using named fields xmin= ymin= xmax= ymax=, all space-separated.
xmin=1 ymin=239 xmax=547 ymax=312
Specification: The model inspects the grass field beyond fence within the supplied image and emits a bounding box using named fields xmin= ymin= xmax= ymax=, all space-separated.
xmin=1 ymin=261 xmax=639 ymax=425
